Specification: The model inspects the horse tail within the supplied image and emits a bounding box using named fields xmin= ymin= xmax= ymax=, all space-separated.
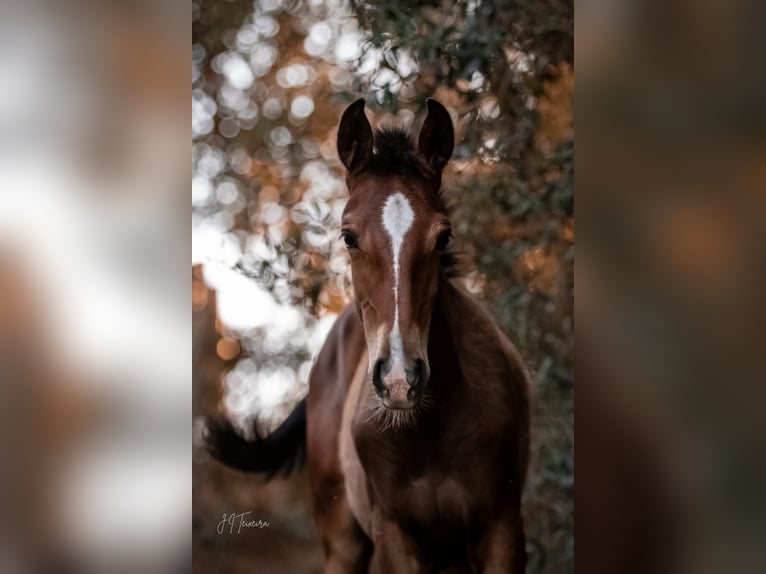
xmin=204 ymin=398 xmax=306 ymax=478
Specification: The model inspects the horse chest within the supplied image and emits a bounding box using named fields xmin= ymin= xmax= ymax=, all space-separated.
xmin=365 ymin=436 xmax=491 ymax=525
xmin=388 ymin=472 xmax=478 ymax=528
xmin=343 ymin=431 xmax=489 ymax=536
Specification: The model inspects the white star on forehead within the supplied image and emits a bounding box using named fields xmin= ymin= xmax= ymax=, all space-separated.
xmin=381 ymin=192 xmax=414 ymax=366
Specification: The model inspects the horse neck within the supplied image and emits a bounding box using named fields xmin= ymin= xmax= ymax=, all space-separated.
xmin=424 ymin=276 xmax=467 ymax=402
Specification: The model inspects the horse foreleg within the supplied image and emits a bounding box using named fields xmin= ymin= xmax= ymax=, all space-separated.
xmin=369 ymin=510 xmax=430 ymax=574
xmin=469 ymin=507 xmax=526 ymax=574
xmin=313 ymin=483 xmax=371 ymax=574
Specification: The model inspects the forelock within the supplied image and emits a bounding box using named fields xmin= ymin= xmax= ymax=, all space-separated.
xmin=365 ymin=127 xmax=435 ymax=181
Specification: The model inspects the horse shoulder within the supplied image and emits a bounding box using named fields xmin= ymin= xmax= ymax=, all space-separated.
xmin=447 ymin=288 xmax=531 ymax=481
xmin=339 ymin=351 xmax=373 ymax=535
xmin=306 ymin=304 xmax=365 ymax=480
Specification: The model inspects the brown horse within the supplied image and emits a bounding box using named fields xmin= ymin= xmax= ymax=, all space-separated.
xmin=206 ymin=98 xmax=530 ymax=573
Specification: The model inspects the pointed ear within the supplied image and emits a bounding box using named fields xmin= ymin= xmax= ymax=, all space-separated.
xmin=418 ymin=99 xmax=454 ymax=172
xmin=337 ymin=98 xmax=373 ymax=174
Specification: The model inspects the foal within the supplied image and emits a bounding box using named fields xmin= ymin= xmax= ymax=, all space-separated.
xmin=206 ymin=99 xmax=530 ymax=573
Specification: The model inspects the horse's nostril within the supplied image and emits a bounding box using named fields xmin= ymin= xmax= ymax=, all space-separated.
xmin=372 ymin=358 xmax=389 ymax=397
xmin=407 ymin=359 xmax=426 ymax=392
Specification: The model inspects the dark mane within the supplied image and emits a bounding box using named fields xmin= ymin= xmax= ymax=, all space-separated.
xmin=440 ymin=249 xmax=464 ymax=278
xmin=438 ymin=187 xmax=466 ymax=279
xmin=367 ymin=127 xmax=435 ymax=181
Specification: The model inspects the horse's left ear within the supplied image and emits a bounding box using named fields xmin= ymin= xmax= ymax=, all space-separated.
xmin=337 ymin=98 xmax=373 ymax=174
xmin=418 ymin=99 xmax=454 ymax=172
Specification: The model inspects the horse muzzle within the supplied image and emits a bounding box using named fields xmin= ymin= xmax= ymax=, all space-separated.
xmin=372 ymin=356 xmax=427 ymax=409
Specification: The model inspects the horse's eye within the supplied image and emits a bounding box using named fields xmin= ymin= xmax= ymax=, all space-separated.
xmin=341 ymin=230 xmax=359 ymax=249
xmin=435 ymin=229 xmax=452 ymax=252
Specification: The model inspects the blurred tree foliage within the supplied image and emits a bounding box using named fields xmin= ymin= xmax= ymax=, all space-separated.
xmin=193 ymin=0 xmax=572 ymax=572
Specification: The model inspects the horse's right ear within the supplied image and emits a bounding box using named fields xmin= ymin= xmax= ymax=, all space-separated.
xmin=337 ymin=98 xmax=373 ymax=174
xmin=418 ymin=99 xmax=454 ymax=172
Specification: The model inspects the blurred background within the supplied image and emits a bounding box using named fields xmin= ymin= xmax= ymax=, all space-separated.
xmin=577 ymin=1 xmax=766 ymax=574
xmin=192 ymin=1 xmax=573 ymax=573
xmin=0 ymin=1 xmax=188 ymax=573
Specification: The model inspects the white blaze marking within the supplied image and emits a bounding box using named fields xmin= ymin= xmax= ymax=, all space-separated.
xmin=381 ymin=192 xmax=414 ymax=370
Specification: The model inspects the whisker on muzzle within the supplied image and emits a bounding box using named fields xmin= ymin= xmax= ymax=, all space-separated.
xmin=362 ymin=385 xmax=434 ymax=432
